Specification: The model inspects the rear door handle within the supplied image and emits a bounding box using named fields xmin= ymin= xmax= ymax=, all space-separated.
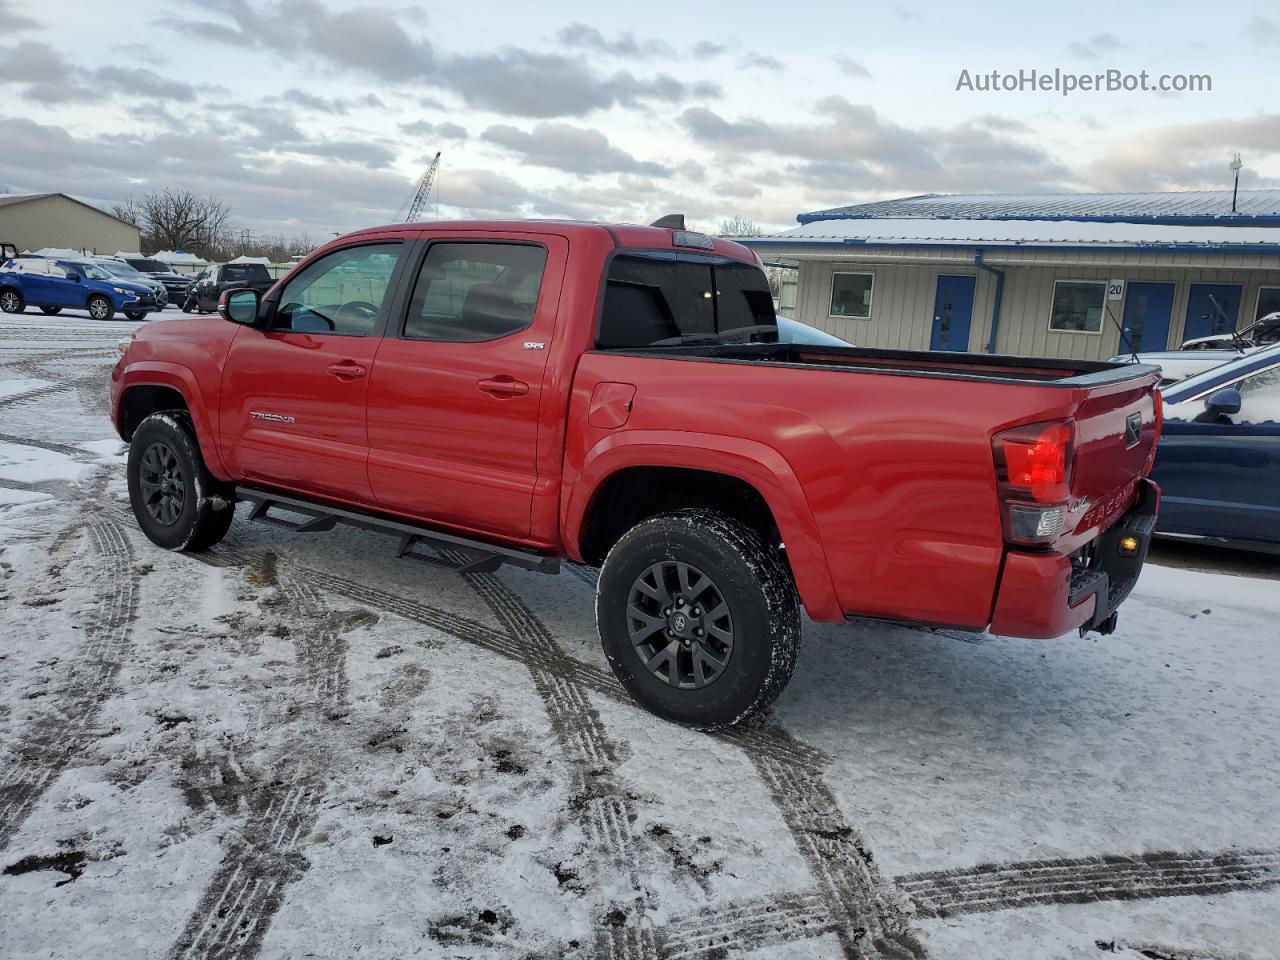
xmin=478 ymin=375 xmax=529 ymax=397
xmin=327 ymin=361 xmax=367 ymax=380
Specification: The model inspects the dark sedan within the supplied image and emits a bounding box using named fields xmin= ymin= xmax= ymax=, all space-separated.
xmin=1152 ymin=342 xmax=1280 ymax=553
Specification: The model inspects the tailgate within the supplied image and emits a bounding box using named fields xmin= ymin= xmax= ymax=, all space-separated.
xmin=1066 ymin=377 xmax=1160 ymax=542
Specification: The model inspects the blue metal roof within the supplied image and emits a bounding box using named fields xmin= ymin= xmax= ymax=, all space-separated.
xmin=798 ymin=190 xmax=1280 ymax=226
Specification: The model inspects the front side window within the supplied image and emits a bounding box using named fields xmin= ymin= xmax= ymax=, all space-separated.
xmin=1049 ymin=280 xmax=1105 ymax=333
xmin=829 ymin=272 xmax=873 ymax=319
xmin=597 ymin=254 xmax=777 ymax=348
xmin=275 ymin=243 xmax=400 ymax=336
xmin=404 ymin=242 xmax=547 ymax=342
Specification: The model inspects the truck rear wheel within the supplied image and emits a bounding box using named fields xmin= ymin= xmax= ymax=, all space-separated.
xmin=127 ymin=412 xmax=234 ymax=552
xmin=596 ymin=509 xmax=801 ymax=728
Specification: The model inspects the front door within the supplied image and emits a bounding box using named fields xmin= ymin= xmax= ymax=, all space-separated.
xmin=930 ymin=275 xmax=975 ymax=351
xmin=1184 ymin=283 xmax=1242 ymax=343
xmin=1154 ymin=361 xmax=1280 ymax=542
xmin=366 ymin=234 xmax=567 ymax=539
xmin=1121 ymin=282 xmax=1174 ymax=352
xmin=219 ymin=241 xmax=407 ymax=504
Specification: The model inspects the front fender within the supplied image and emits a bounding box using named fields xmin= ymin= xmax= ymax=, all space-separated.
xmin=562 ymin=430 xmax=842 ymax=621
xmin=115 ymin=361 xmax=230 ymax=480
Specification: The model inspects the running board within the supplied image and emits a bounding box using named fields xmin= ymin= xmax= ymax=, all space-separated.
xmin=236 ymin=487 xmax=560 ymax=576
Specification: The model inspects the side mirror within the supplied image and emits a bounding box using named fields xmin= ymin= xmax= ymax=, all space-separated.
xmin=68 ymin=273 xmax=82 ymax=283
xmin=219 ymin=287 xmax=261 ymax=326
xmin=1205 ymin=387 xmax=1242 ymax=417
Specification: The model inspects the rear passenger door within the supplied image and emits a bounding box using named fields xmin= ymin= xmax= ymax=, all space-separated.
xmin=366 ymin=234 xmax=567 ymax=538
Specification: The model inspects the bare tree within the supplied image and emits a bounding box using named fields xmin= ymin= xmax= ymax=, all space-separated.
xmin=717 ymin=216 xmax=763 ymax=238
xmin=114 ymin=188 xmax=233 ymax=259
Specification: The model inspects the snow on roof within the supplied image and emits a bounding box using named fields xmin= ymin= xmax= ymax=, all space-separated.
xmin=800 ymin=189 xmax=1280 ymax=224
xmin=744 ymin=217 xmax=1280 ymax=251
xmin=30 ymin=247 xmax=88 ymax=259
xmin=150 ymin=250 xmax=208 ymax=264
xmin=227 ymin=255 xmax=271 ymax=264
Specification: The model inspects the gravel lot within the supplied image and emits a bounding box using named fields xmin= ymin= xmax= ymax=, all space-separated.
xmin=2 ymin=311 xmax=1278 ymax=960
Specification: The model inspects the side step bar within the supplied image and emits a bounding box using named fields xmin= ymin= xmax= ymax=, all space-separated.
xmin=236 ymin=487 xmax=560 ymax=576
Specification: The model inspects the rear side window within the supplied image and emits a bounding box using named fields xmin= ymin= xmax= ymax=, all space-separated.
xmin=403 ymin=242 xmax=547 ymax=342
xmin=597 ymin=254 xmax=777 ymax=348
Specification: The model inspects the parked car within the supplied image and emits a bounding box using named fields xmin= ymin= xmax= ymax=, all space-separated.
xmin=119 ymin=256 xmax=192 ymax=306
xmin=1150 ymin=342 xmax=1280 ymax=553
xmin=111 ymin=217 xmax=1162 ymax=727
xmin=182 ymin=262 xmax=275 ymax=313
xmin=1179 ymin=312 xmax=1280 ymax=352
xmin=0 ymin=257 xmax=162 ymax=321
xmin=1111 ymin=349 xmax=1241 ymax=386
xmin=87 ymin=257 xmax=168 ymax=306
xmin=777 ymin=315 xmax=851 ymax=346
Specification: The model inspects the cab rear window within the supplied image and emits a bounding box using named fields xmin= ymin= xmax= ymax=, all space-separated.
xmin=597 ymin=253 xmax=776 ymax=348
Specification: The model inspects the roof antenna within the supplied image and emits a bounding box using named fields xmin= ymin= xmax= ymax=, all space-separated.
xmin=650 ymin=214 xmax=685 ymax=229
xmin=1229 ymin=154 xmax=1243 ymax=214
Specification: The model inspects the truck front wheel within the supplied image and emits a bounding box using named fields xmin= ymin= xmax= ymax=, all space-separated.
xmin=127 ymin=412 xmax=234 ymax=551
xmin=596 ymin=509 xmax=801 ymax=728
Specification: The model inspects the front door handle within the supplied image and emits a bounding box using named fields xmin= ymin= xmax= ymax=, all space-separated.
xmin=478 ymin=375 xmax=529 ymax=397
xmin=327 ymin=361 xmax=367 ymax=380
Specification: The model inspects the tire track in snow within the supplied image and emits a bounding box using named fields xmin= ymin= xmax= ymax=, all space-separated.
xmin=168 ymin=552 xmax=348 ymax=960
xmin=0 ymin=514 xmax=138 ymax=849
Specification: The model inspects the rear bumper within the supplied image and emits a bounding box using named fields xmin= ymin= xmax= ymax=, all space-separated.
xmin=989 ymin=478 xmax=1160 ymax=639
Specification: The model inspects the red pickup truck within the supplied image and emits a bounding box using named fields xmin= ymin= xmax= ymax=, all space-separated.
xmin=110 ymin=218 xmax=1162 ymax=727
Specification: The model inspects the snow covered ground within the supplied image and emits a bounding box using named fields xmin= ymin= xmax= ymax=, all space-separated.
xmin=1 ymin=313 xmax=1277 ymax=960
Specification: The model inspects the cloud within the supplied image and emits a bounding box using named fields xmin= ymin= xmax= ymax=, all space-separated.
xmin=399 ymin=119 xmax=468 ymax=140
xmin=168 ymin=0 xmax=714 ymax=117
xmin=0 ymin=41 xmax=198 ymax=103
xmin=0 ymin=0 xmax=38 ymax=31
xmin=833 ymin=55 xmax=872 ymax=79
xmin=679 ymin=98 xmax=1073 ymax=193
xmin=556 ymin=24 xmax=672 ymax=58
xmin=278 ymin=89 xmax=386 ymax=114
xmin=1068 ymin=32 xmax=1126 ymax=59
xmin=1248 ymin=15 xmax=1280 ymax=44
xmin=737 ymin=53 xmax=784 ymax=72
xmin=480 ymin=122 xmax=669 ymax=176
xmin=1088 ymin=114 xmax=1280 ymax=190
xmin=692 ymin=40 xmax=729 ymax=58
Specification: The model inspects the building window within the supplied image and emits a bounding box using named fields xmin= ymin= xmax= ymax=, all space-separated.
xmin=1255 ymin=286 xmax=1280 ymax=321
xmin=1049 ymin=280 xmax=1106 ymax=333
xmin=829 ymin=272 xmax=874 ymax=319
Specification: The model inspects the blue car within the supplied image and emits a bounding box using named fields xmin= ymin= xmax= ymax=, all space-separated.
xmin=0 ymin=257 xmax=162 ymax=321
xmin=1152 ymin=341 xmax=1280 ymax=553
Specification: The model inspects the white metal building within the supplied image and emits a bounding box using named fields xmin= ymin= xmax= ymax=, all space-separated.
xmin=743 ymin=190 xmax=1280 ymax=360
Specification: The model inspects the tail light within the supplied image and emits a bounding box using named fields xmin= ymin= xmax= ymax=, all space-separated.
xmin=991 ymin=419 xmax=1075 ymax=546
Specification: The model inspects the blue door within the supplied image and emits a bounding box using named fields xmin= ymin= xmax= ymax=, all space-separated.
xmin=930 ymin=275 xmax=975 ymax=351
xmin=47 ymin=262 xmax=82 ymax=307
xmin=1183 ymin=283 xmax=1242 ymax=343
xmin=1121 ymin=282 xmax=1174 ymax=352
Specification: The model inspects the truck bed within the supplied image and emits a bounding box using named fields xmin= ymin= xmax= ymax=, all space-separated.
xmin=602 ymin=342 xmax=1158 ymax=387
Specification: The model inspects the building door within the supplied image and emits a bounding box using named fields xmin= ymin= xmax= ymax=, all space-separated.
xmin=1184 ymin=283 xmax=1242 ymax=343
xmin=1121 ymin=282 xmax=1174 ymax=352
xmin=930 ymin=275 xmax=975 ymax=351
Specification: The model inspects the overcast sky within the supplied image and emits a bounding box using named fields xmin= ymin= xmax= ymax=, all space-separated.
xmin=3 ymin=0 xmax=1279 ymax=241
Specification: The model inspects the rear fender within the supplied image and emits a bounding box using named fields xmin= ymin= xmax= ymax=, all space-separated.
xmin=118 ymin=361 xmax=229 ymax=479
xmin=563 ymin=430 xmax=841 ymax=621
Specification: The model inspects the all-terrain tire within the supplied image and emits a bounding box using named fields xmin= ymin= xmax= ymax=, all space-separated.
xmin=0 ymin=288 xmax=25 ymax=313
xmin=87 ymin=295 xmax=114 ymax=321
xmin=40 ymin=306 xmax=62 ymax=315
xmin=597 ymin=509 xmax=801 ymax=728
xmin=127 ymin=412 xmax=234 ymax=551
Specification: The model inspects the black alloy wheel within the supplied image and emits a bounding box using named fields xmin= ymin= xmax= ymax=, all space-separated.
xmin=627 ymin=560 xmax=734 ymax=689
xmin=137 ymin=440 xmax=186 ymax=526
